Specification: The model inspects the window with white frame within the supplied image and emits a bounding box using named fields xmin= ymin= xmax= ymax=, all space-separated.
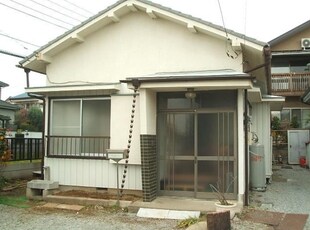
xmin=49 ymin=98 xmax=110 ymax=158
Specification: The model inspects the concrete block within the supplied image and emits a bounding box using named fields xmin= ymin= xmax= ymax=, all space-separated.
xmin=27 ymin=180 xmax=59 ymax=190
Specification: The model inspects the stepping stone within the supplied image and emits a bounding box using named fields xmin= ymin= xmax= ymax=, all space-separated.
xmin=276 ymin=213 xmax=309 ymax=230
xmin=137 ymin=208 xmax=200 ymax=220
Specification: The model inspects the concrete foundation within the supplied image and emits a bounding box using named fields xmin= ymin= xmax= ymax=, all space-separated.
xmin=26 ymin=179 xmax=59 ymax=200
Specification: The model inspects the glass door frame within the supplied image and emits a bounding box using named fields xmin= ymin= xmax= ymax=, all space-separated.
xmin=157 ymin=108 xmax=237 ymax=199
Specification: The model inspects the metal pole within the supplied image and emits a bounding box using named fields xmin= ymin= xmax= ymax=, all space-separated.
xmin=116 ymin=161 xmax=120 ymax=206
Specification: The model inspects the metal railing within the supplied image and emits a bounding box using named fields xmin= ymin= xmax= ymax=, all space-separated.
xmin=6 ymin=138 xmax=43 ymax=162
xmin=271 ymin=73 xmax=310 ymax=95
xmin=47 ymin=136 xmax=110 ymax=159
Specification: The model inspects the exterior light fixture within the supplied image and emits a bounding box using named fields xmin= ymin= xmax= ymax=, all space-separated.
xmin=185 ymin=88 xmax=196 ymax=99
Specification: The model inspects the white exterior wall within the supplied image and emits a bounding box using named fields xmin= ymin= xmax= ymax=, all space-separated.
xmin=251 ymin=102 xmax=272 ymax=178
xmin=110 ymin=94 xmax=141 ymax=164
xmin=45 ymin=157 xmax=142 ymax=190
xmin=46 ymin=12 xmax=242 ymax=85
xmin=139 ymin=89 xmax=156 ymax=135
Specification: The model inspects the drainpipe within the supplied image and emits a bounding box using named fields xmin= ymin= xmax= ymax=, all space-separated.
xmin=24 ymin=68 xmax=46 ymax=180
xmin=263 ymin=45 xmax=272 ymax=95
xmin=244 ymin=89 xmax=249 ymax=206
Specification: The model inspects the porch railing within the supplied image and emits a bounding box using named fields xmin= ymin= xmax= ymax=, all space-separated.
xmin=47 ymin=136 xmax=110 ymax=159
xmin=271 ymin=73 xmax=310 ymax=96
xmin=6 ymin=138 xmax=43 ymax=162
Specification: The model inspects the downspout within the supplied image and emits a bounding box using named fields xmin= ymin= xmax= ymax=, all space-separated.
xmin=244 ymin=89 xmax=249 ymax=206
xmin=24 ymin=68 xmax=46 ymax=180
xmin=263 ymin=45 xmax=272 ymax=95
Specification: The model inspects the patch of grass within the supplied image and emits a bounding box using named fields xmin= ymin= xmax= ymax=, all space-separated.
xmin=0 ymin=195 xmax=30 ymax=208
xmin=176 ymin=217 xmax=200 ymax=229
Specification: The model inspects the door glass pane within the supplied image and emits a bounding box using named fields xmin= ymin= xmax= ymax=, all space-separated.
xmin=198 ymin=113 xmax=218 ymax=156
xmin=174 ymin=114 xmax=194 ymax=156
xmin=198 ymin=161 xmax=217 ymax=192
xmin=198 ymin=161 xmax=235 ymax=193
xmin=173 ymin=160 xmax=194 ymax=191
xmin=158 ymin=113 xmax=194 ymax=192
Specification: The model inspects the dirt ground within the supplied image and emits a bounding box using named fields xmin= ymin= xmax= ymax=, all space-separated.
xmin=54 ymin=189 xmax=141 ymax=201
xmin=0 ymin=178 xmax=28 ymax=196
xmin=0 ymin=178 xmax=141 ymax=202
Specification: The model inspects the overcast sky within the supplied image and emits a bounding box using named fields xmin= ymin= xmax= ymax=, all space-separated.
xmin=0 ymin=0 xmax=309 ymax=100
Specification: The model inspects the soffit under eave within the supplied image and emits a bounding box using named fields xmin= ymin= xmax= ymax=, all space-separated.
xmin=126 ymin=80 xmax=253 ymax=92
xmin=25 ymin=83 xmax=121 ymax=97
xmin=248 ymin=88 xmax=285 ymax=110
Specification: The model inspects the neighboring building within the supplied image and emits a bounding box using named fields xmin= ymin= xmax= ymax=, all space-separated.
xmin=270 ymin=20 xmax=310 ymax=128
xmin=0 ymin=81 xmax=9 ymax=100
xmin=8 ymin=92 xmax=43 ymax=110
xmin=0 ymin=100 xmax=19 ymax=128
xmin=0 ymin=81 xmax=19 ymax=128
xmin=18 ymin=0 xmax=283 ymax=205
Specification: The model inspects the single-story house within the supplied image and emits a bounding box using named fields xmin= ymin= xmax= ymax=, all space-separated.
xmin=18 ymin=0 xmax=283 ymax=205
xmin=8 ymin=92 xmax=43 ymax=110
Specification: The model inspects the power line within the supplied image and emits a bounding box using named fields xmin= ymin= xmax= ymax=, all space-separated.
xmin=8 ymin=0 xmax=75 ymax=27
xmin=0 ymin=49 xmax=25 ymax=58
xmin=0 ymin=32 xmax=41 ymax=47
xmin=47 ymin=0 xmax=89 ymax=19
xmin=0 ymin=2 xmax=69 ymax=30
xmin=217 ymin=0 xmax=228 ymax=37
xmin=63 ymin=0 xmax=94 ymax=15
xmin=29 ymin=0 xmax=82 ymax=23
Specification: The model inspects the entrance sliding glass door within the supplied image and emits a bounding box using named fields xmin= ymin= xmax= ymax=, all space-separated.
xmin=158 ymin=91 xmax=237 ymax=198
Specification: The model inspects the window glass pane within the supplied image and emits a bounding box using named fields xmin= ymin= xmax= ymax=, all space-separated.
xmin=271 ymin=67 xmax=290 ymax=74
xmin=196 ymin=90 xmax=237 ymax=109
xmin=280 ymin=109 xmax=290 ymax=122
xmin=158 ymin=92 xmax=193 ymax=110
xmin=302 ymin=109 xmax=310 ymax=128
xmin=82 ymin=100 xmax=110 ymax=136
xmin=52 ymin=100 xmax=80 ymax=135
xmin=291 ymin=109 xmax=301 ymax=128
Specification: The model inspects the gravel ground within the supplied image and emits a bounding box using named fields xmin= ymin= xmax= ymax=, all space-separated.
xmin=0 ymin=165 xmax=309 ymax=229
xmin=0 ymin=204 xmax=179 ymax=230
xmin=250 ymin=165 xmax=310 ymax=229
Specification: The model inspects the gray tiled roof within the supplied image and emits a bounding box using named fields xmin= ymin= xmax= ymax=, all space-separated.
xmin=269 ymin=20 xmax=310 ymax=46
xmin=0 ymin=100 xmax=20 ymax=110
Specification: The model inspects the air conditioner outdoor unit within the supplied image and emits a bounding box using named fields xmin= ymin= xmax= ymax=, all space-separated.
xmin=301 ymin=38 xmax=310 ymax=49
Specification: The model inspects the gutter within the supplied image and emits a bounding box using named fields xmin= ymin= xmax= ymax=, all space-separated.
xmin=24 ymin=69 xmax=46 ymax=180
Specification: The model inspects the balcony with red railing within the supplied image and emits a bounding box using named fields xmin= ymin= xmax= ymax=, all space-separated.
xmin=271 ymin=72 xmax=310 ymax=96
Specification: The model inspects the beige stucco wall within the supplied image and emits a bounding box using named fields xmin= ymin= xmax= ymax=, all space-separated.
xmin=46 ymin=12 xmax=242 ymax=85
xmin=271 ymin=28 xmax=310 ymax=51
